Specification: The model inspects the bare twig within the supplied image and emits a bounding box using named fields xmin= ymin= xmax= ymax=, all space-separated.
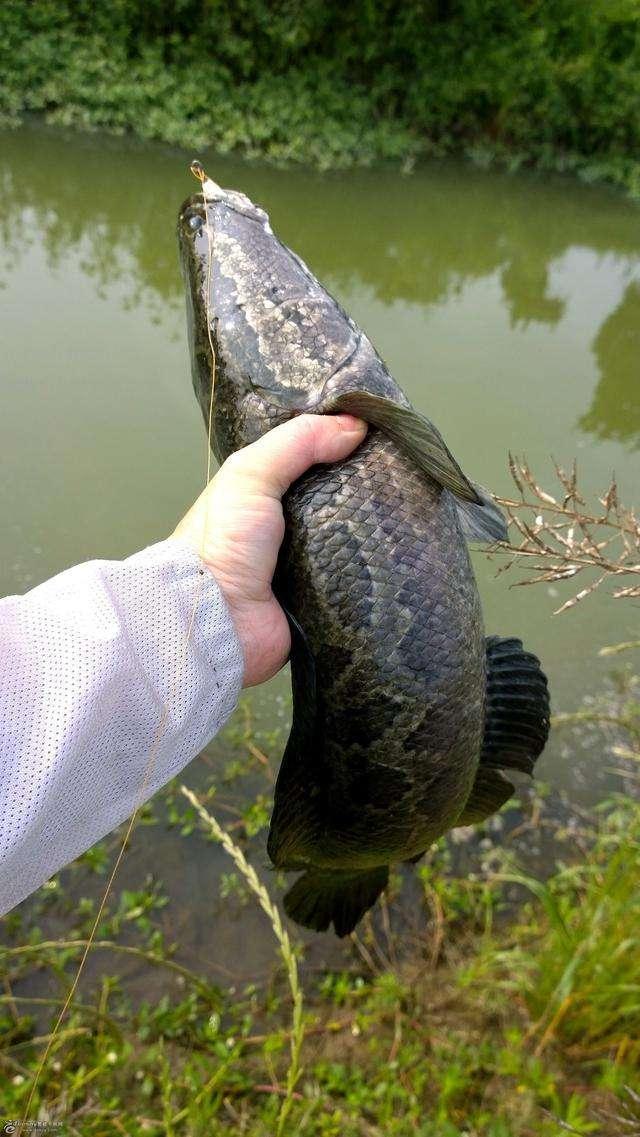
xmin=494 ymin=456 xmax=640 ymax=612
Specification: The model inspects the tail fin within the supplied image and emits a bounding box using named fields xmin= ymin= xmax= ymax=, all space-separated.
xmin=283 ymin=866 xmax=389 ymax=937
xmin=457 ymin=636 xmax=550 ymax=825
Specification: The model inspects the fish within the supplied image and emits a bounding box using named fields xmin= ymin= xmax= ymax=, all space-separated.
xmin=177 ymin=173 xmax=550 ymax=937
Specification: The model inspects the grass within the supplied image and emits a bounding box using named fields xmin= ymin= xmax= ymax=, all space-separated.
xmin=470 ymin=797 xmax=640 ymax=1067
xmin=180 ymin=784 xmax=304 ymax=1137
xmin=1 ymin=681 xmax=639 ymax=1136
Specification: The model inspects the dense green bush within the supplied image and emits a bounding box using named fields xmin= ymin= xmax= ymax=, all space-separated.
xmin=1 ymin=1 xmax=640 ymax=188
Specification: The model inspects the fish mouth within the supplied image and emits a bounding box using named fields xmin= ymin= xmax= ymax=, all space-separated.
xmin=198 ymin=174 xmax=226 ymax=203
xmin=178 ymin=176 xmax=273 ymax=249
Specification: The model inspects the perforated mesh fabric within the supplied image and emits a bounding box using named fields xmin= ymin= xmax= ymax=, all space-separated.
xmin=0 ymin=539 xmax=244 ymax=914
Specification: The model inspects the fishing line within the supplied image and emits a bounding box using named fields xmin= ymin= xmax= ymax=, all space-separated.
xmin=17 ymin=161 xmax=218 ymax=1133
xmin=190 ymin=159 xmax=219 ymax=492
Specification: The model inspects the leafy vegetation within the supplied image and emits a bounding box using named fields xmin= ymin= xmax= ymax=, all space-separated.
xmin=2 ymin=799 xmax=639 ymax=1133
xmin=1 ymin=661 xmax=639 ymax=1134
xmin=2 ymin=464 xmax=640 ymax=1132
xmin=1 ymin=1 xmax=640 ymax=193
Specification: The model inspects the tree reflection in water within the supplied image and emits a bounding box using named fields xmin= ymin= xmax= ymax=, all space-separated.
xmin=1 ymin=121 xmax=639 ymax=445
xmin=580 ymin=281 xmax=640 ymax=449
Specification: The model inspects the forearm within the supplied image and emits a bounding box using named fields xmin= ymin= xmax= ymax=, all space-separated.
xmin=0 ymin=539 xmax=244 ymax=915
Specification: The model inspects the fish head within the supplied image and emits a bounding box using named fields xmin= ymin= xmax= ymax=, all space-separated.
xmin=178 ymin=172 xmax=376 ymax=459
xmin=178 ymin=177 xmax=292 ymax=460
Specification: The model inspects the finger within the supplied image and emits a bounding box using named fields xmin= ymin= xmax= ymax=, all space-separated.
xmin=221 ymin=413 xmax=368 ymax=499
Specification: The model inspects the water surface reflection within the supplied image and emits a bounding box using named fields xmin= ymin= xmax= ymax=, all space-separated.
xmin=1 ymin=123 xmax=639 ymax=977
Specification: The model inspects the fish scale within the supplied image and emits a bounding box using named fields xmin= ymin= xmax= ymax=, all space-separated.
xmin=277 ymin=432 xmax=485 ymax=850
xmin=178 ymin=180 xmax=550 ymax=935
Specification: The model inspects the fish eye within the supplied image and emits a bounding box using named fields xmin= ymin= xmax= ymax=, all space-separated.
xmin=188 ymin=214 xmax=203 ymax=232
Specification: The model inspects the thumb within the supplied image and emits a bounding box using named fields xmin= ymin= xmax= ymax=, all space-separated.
xmin=223 ymin=413 xmax=368 ymax=499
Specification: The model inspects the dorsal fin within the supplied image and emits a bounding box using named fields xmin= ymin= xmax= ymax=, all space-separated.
xmin=481 ymin=636 xmax=551 ymax=774
xmin=456 ymin=635 xmax=550 ymax=825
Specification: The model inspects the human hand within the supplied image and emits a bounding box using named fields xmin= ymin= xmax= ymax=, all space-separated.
xmin=172 ymin=414 xmax=367 ymax=687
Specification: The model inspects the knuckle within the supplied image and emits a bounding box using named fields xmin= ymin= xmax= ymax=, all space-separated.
xmin=294 ymin=412 xmax=326 ymax=457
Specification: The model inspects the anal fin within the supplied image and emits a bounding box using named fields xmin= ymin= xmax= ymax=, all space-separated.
xmin=283 ymin=866 xmax=389 ymax=937
xmin=456 ymin=767 xmax=516 ymax=825
xmin=267 ymin=606 xmax=323 ymax=869
xmin=457 ymin=635 xmax=550 ymax=826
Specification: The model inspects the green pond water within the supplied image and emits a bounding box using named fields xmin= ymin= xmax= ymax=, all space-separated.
xmin=1 ymin=123 xmax=639 ymax=980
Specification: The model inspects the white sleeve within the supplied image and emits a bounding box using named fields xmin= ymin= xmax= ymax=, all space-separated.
xmin=0 ymin=538 xmax=244 ymax=915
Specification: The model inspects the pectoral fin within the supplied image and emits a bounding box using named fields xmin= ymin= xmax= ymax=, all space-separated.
xmin=325 ymin=390 xmax=479 ymax=504
xmin=456 ymin=635 xmax=550 ymax=826
xmin=452 ymin=484 xmax=508 ymax=543
xmin=325 ymin=390 xmax=507 ymax=541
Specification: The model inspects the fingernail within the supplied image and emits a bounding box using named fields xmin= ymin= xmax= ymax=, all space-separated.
xmin=335 ymin=414 xmax=367 ymax=433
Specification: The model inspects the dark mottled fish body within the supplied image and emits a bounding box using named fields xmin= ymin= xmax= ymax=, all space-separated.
xmin=178 ymin=179 xmax=550 ymax=936
xmin=275 ymin=437 xmax=485 ymax=869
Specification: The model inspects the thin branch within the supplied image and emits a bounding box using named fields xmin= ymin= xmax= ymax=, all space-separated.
xmin=493 ymin=456 xmax=640 ymax=612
